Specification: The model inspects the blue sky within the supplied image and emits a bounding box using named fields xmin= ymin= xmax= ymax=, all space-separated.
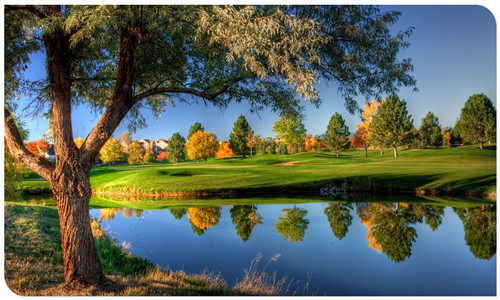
xmin=15 ymin=5 xmax=497 ymax=143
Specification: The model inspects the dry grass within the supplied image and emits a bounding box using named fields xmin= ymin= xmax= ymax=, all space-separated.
xmin=4 ymin=204 xmax=291 ymax=296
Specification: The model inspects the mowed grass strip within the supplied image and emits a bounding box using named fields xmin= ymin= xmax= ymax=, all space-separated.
xmin=23 ymin=145 xmax=496 ymax=195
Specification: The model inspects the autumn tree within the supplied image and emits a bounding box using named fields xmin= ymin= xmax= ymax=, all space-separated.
xmin=144 ymin=148 xmax=156 ymax=163
xmin=28 ymin=139 xmax=50 ymax=157
xmin=5 ymin=5 xmax=416 ymax=288
xmin=74 ymin=137 xmax=85 ymax=149
xmin=186 ymin=131 xmax=219 ymax=162
xmin=99 ymin=137 xmax=124 ymax=166
xmin=128 ymin=141 xmax=144 ymax=164
xmin=275 ymin=206 xmax=310 ymax=243
xmin=323 ymin=112 xmax=350 ymax=157
xmin=272 ymin=116 xmax=307 ymax=154
xmin=229 ymin=114 xmax=250 ymax=158
xmin=156 ymin=151 xmax=167 ymax=161
xmin=188 ymin=207 xmax=222 ymax=231
xmin=369 ymin=95 xmax=413 ymax=157
xmin=167 ymin=132 xmax=186 ymax=165
xmin=353 ymin=99 xmax=382 ymax=156
xmin=215 ymin=140 xmax=235 ymax=159
xmin=119 ymin=132 xmax=132 ymax=154
xmin=188 ymin=122 xmax=204 ymax=140
xmin=455 ymin=93 xmax=496 ymax=149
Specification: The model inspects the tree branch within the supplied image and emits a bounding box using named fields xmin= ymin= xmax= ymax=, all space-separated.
xmin=5 ymin=5 xmax=47 ymax=20
xmin=4 ymin=107 xmax=54 ymax=180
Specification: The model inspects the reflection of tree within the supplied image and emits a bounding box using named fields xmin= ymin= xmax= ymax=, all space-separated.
xmin=170 ymin=208 xmax=187 ymax=220
xmin=412 ymin=204 xmax=445 ymax=231
xmin=454 ymin=205 xmax=496 ymax=260
xmin=370 ymin=203 xmax=417 ymax=263
xmin=275 ymin=206 xmax=309 ymax=243
xmin=357 ymin=203 xmax=382 ymax=253
xmin=99 ymin=208 xmax=118 ymax=221
xmin=230 ymin=205 xmax=263 ymax=242
xmin=190 ymin=219 xmax=205 ymax=236
xmin=118 ymin=208 xmax=143 ymax=219
xmin=187 ymin=207 xmax=221 ymax=231
xmin=324 ymin=202 xmax=353 ymax=240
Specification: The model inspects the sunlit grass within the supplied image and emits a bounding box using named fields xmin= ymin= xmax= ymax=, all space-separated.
xmin=22 ymin=145 xmax=496 ymax=195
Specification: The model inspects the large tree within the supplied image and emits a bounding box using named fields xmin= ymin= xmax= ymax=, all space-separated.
xmin=166 ymin=132 xmax=186 ymax=165
xmin=272 ymin=116 xmax=307 ymax=154
xmin=4 ymin=5 xmax=416 ymax=289
xmin=455 ymin=93 xmax=496 ymax=149
xmin=229 ymin=114 xmax=250 ymax=158
xmin=369 ymin=94 xmax=413 ymax=157
xmin=418 ymin=111 xmax=440 ymax=149
xmin=323 ymin=112 xmax=350 ymax=157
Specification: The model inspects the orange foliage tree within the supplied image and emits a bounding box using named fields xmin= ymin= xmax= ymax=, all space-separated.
xmin=186 ymin=131 xmax=219 ymax=163
xmin=215 ymin=141 xmax=235 ymax=159
xmin=352 ymin=99 xmax=382 ymax=157
xmin=156 ymin=151 xmax=167 ymax=161
xmin=187 ymin=207 xmax=221 ymax=230
xmin=28 ymin=140 xmax=50 ymax=157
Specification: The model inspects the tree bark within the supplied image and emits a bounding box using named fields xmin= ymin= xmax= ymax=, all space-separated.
xmin=52 ymin=161 xmax=106 ymax=288
xmin=380 ymin=147 xmax=384 ymax=155
xmin=480 ymin=141 xmax=483 ymax=149
xmin=393 ymin=147 xmax=398 ymax=157
xmin=364 ymin=148 xmax=367 ymax=158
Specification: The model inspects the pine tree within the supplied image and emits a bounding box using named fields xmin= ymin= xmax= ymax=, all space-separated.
xmin=229 ymin=114 xmax=250 ymax=158
xmin=419 ymin=111 xmax=440 ymax=148
xmin=369 ymin=95 xmax=413 ymax=157
xmin=167 ymin=132 xmax=186 ymax=165
xmin=323 ymin=112 xmax=350 ymax=157
xmin=456 ymin=93 xmax=496 ymax=149
xmin=429 ymin=125 xmax=443 ymax=149
xmin=188 ymin=122 xmax=204 ymax=140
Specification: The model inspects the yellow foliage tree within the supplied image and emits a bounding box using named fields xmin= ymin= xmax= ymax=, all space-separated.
xmin=186 ymin=130 xmax=219 ymax=163
xmin=99 ymin=137 xmax=123 ymax=166
xmin=187 ymin=207 xmax=221 ymax=230
xmin=215 ymin=140 xmax=235 ymax=159
xmin=74 ymin=137 xmax=85 ymax=149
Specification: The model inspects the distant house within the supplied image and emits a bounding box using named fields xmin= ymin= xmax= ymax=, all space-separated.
xmin=138 ymin=139 xmax=156 ymax=152
xmin=156 ymin=139 xmax=168 ymax=153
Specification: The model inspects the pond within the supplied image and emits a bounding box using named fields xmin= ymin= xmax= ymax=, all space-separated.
xmin=87 ymin=195 xmax=496 ymax=296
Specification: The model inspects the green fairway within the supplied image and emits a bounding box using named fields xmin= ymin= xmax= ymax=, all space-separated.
xmin=23 ymin=145 xmax=496 ymax=196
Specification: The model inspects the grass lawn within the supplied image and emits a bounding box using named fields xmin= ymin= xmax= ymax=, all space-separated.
xmin=22 ymin=145 xmax=496 ymax=197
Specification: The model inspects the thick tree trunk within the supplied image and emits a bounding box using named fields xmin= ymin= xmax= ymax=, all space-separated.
xmin=51 ymin=161 xmax=106 ymax=288
xmin=480 ymin=141 xmax=483 ymax=149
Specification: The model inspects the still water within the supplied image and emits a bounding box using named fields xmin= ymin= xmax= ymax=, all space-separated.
xmin=89 ymin=197 xmax=496 ymax=296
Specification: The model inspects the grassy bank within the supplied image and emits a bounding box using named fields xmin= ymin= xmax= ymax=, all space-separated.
xmin=22 ymin=145 xmax=496 ymax=199
xmin=4 ymin=204 xmax=290 ymax=296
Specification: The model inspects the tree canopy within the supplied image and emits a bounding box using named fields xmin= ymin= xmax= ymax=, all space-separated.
xmin=4 ymin=4 xmax=417 ymax=288
xmin=323 ymin=112 xmax=350 ymax=157
xmin=229 ymin=114 xmax=250 ymax=157
xmin=455 ymin=93 xmax=496 ymax=149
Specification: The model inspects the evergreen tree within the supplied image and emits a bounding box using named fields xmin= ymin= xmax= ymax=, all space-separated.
xmin=188 ymin=122 xmax=204 ymax=140
xmin=229 ymin=114 xmax=250 ymax=158
xmin=369 ymin=95 xmax=413 ymax=157
xmin=323 ymin=112 xmax=350 ymax=157
xmin=275 ymin=206 xmax=309 ymax=243
xmin=324 ymin=203 xmax=353 ymax=241
xmin=167 ymin=132 xmax=186 ymax=165
xmin=455 ymin=93 xmax=496 ymax=149
xmin=429 ymin=125 xmax=443 ymax=149
xmin=419 ymin=111 xmax=440 ymax=148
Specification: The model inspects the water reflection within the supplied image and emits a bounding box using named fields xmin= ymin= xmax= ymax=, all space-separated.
xmin=275 ymin=204 xmax=309 ymax=243
xmin=230 ymin=205 xmax=263 ymax=242
xmin=94 ymin=202 xmax=496 ymax=264
xmin=454 ymin=205 xmax=496 ymax=260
